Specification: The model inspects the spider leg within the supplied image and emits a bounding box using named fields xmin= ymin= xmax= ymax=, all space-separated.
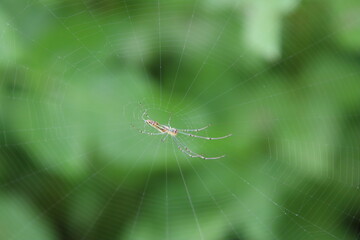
xmin=173 ymin=138 xmax=225 ymax=160
xmin=177 ymin=124 xmax=211 ymax=132
xmin=178 ymin=132 xmax=232 ymax=140
xmin=141 ymin=110 xmax=150 ymax=122
xmin=176 ymin=144 xmax=202 ymax=158
xmin=167 ymin=112 xmax=173 ymax=127
xmin=161 ymin=134 xmax=169 ymax=142
xmin=131 ymin=125 xmax=164 ymax=135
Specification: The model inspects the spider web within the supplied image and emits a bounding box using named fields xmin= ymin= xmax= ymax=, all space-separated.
xmin=1 ymin=0 xmax=360 ymax=240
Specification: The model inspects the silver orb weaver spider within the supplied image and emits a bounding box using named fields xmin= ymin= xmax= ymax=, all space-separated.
xmin=132 ymin=110 xmax=232 ymax=160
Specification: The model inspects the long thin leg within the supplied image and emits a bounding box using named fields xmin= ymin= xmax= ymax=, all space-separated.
xmin=176 ymin=144 xmax=202 ymax=158
xmin=178 ymin=132 xmax=232 ymax=140
xmin=177 ymin=124 xmax=211 ymax=132
xmin=174 ymin=138 xmax=225 ymax=160
xmin=176 ymin=142 xmax=225 ymax=160
xmin=167 ymin=112 xmax=173 ymax=127
xmin=131 ymin=125 xmax=164 ymax=135
xmin=161 ymin=134 xmax=169 ymax=142
xmin=141 ymin=110 xmax=150 ymax=122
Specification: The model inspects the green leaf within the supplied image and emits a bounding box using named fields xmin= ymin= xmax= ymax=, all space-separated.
xmin=0 ymin=8 xmax=22 ymax=65
xmin=330 ymin=0 xmax=360 ymax=53
xmin=0 ymin=193 xmax=56 ymax=240
xmin=243 ymin=0 xmax=301 ymax=61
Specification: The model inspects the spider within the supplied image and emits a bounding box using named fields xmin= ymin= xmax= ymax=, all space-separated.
xmin=132 ymin=110 xmax=232 ymax=160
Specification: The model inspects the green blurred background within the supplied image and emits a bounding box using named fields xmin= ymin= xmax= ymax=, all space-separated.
xmin=1 ymin=0 xmax=360 ymax=239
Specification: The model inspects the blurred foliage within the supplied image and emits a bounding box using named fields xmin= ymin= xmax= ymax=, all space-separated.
xmin=1 ymin=0 xmax=360 ymax=239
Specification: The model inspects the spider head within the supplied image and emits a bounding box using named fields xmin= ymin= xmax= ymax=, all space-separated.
xmin=168 ymin=128 xmax=178 ymax=136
